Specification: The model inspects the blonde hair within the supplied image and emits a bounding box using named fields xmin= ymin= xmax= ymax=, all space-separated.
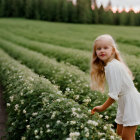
xmin=90 ymin=34 xmax=134 ymax=93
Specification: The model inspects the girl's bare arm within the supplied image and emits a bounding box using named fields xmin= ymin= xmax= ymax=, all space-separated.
xmin=91 ymin=97 xmax=115 ymax=115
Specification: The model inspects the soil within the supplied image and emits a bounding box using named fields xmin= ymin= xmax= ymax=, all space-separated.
xmin=0 ymin=85 xmax=7 ymax=140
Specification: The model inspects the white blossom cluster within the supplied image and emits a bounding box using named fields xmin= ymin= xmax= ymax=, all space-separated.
xmin=87 ymin=120 xmax=98 ymax=126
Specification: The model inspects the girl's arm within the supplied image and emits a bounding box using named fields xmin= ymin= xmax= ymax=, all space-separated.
xmin=91 ymin=97 xmax=115 ymax=115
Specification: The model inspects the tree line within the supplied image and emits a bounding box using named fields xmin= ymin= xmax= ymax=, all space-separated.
xmin=0 ymin=0 xmax=140 ymax=26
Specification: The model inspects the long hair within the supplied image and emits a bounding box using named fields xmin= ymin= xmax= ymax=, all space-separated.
xmin=90 ymin=34 xmax=134 ymax=93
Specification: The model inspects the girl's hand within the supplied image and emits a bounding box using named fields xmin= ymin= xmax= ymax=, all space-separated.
xmin=91 ymin=105 xmax=104 ymax=115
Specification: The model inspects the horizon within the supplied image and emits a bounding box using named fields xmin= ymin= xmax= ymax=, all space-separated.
xmin=96 ymin=0 xmax=140 ymax=13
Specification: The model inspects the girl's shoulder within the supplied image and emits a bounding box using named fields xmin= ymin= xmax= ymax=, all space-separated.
xmin=104 ymin=58 xmax=122 ymax=70
xmin=104 ymin=58 xmax=126 ymax=75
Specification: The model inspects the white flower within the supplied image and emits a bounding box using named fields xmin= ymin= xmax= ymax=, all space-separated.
xmin=20 ymin=92 xmax=23 ymax=96
xmin=56 ymin=99 xmax=61 ymax=102
xmin=56 ymin=91 xmax=62 ymax=95
xmin=69 ymin=132 xmax=80 ymax=137
xmin=57 ymin=120 xmax=61 ymax=124
xmin=14 ymin=104 xmax=19 ymax=111
xmin=21 ymin=137 xmax=26 ymax=140
xmin=83 ymin=98 xmax=91 ymax=103
xmin=51 ymin=112 xmax=56 ymax=119
xmin=34 ymin=130 xmax=38 ymax=135
xmin=46 ymin=124 xmax=50 ymax=128
xmin=66 ymin=88 xmax=70 ymax=91
xmin=46 ymin=129 xmax=52 ymax=133
xmin=103 ymin=126 xmax=107 ymax=130
xmin=40 ymin=130 xmax=43 ymax=135
xmin=7 ymin=103 xmax=10 ymax=107
xmin=35 ymin=135 xmax=40 ymax=139
xmin=84 ymin=127 xmax=89 ymax=132
xmin=21 ymin=100 xmax=24 ymax=104
xmin=66 ymin=138 xmax=72 ymax=140
xmin=72 ymin=108 xmax=76 ymax=112
xmin=87 ymin=120 xmax=98 ymax=126
xmin=29 ymin=77 xmax=34 ymax=81
xmin=74 ymin=95 xmax=79 ymax=100
xmin=32 ymin=112 xmax=38 ymax=116
xmin=80 ymin=123 xmax=84 ymax=128
xmin=26 ymin=125 xmax=30 ymax=129
xmin=23 ymin=109 xmax=26 ymax=114
xmin=77 ymin=108 xmax=81 ymax=111
xmin=70 ymin=121 xmax=76 ymax=125
xmin=100 ymin=138 xmax=105 ymax=140
xmin=10 ymin=96 xmax=14 ymax=102
xmin=12 ymin=122 xmax=14 ymax=126
xmin=110 ymin=136 xmax=114 ymax=139
xmin=99 ymin=115 xmax=103 ymax=118
xmin=98 ymin=132 xmax=105 ymax=136
xmin=110 ymin=128 xmax=115 ymax=132
xmin=105 ymin=115 xmax=109 ymax=119
xmin=41 ymin=92 xmax=46 ymax=95
xmin=88 ymin=109 xmax=91 ymax=114
xmin=85 ymin=132 xmax=89 ymax=137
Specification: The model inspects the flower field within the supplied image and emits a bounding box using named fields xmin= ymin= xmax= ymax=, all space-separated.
xmin=0 ymin=18 xmax=140 ymax=140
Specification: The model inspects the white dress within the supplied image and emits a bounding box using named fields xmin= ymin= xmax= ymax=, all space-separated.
xmin=105 ymin=58 xmax=140 ymax=127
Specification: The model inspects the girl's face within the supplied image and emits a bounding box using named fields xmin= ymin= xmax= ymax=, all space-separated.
xmin=95 ymin=39 xmax=114 ymax=64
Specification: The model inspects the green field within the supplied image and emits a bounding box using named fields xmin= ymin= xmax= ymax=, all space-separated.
xmin=0 ymin=18 xmax=140 ymax=139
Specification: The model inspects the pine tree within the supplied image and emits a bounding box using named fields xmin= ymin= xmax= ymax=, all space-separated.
xmin=91 ymin=7 xmax=99 ymax=24
xmin=114 ymin=10 xmax=120 ymax=25
xmin=62 ymin=0 xmax=68 ymax=22
xmin=67 ymin=1 xmax=77 ymax=23
xmin=135 ymin=12 xmax=140 ymax=26
xmin=128 ymin=9 xmax=136 ymax=26
xmin=25 ymin=0 xmax=36 ymax=19
xmin=98 ymin=5 xmax=105 ymax=24
xmin=76 ymin=0 xmax=92 ymax=23
xmin=119 ymin=10 xmax=129 ymax=25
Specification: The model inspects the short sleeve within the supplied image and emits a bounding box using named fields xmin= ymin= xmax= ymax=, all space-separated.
xmin=105 ymin=63 xmax=122 ymax=101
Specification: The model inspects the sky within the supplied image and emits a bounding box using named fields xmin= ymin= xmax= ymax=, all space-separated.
xmin=96 ymin=0 xmax=140 ymax=12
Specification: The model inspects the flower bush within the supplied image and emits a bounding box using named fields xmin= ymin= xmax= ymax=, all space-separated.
xmin=0 ymin=38 xmax=118 ymax=125
xmin=0 ymin=29 xmax=91 ymax=73
xmin=0 ymin=49 xmax=121 ymax=140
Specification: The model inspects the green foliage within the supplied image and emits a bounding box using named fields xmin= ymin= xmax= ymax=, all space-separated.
xmin=0 ymin=0 xmax=12 ymax=16
xmin=119 ymin=11 xmax=129 ymax=25
xmin=67 ymin=1 xmax=77 ymax=23
xmin=0 ymin=29 xmax=91 ymax=73
xmin=0 ymin=49 xmax=120 ymax=139
xmin=0 ymin=19 xmax=139 ymax=91
xmin=0 ymin=0 xmax=140 ymax=25
xmin=91 ymin=7 xmax=99 ymax=24
xmin=0 ymin=37 xmax=118 ymax=124
xmin=25 ymin=0 xmax=36 ymax=19
xmin=77 ymin=0 xmax=92 ymax=23
xmin=128 ymin=10 xmax=136 ymax=26
xmin=0 ymin=19 xmax=140 ymax=138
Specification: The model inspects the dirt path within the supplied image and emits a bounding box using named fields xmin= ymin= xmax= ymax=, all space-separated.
xmin=0 ymin=85 xmax=7 ymax=139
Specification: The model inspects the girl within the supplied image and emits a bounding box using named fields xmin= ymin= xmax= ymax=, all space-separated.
xmin=90 ymin=34 xmax=140 ymax=140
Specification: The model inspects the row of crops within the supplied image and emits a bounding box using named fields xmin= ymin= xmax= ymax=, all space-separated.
xmin=0 ymin=18 xmax=140 ymax=139
xmin=0 ymin=28 xmax=139 ymax=91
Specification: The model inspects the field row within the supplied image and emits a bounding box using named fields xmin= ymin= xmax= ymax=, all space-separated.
xmin=0 ymin=29 xmax=140 ymax=91
xmin=0 ymin=18 xmax=140 ymax=51
xmin=0 ymin=23 xmax=140 ymax=57
xmin=0 ymin=29 xmax=91 ymax=73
